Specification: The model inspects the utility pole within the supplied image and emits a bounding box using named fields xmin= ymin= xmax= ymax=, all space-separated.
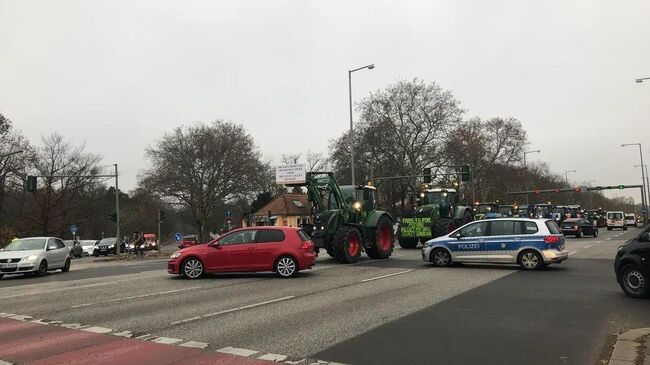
xmin=348 ymin=63 xmax=374 ymax=186
xmin=157 ymin=208 xmax=162 ymax=248
xmin=114 ymin=164 xmax=120 ymax=255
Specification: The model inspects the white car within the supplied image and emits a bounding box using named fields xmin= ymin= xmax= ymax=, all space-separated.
xmin=0 ymin=237 xmax=71 ymax=279
xmin=625 ymin=213 xmax=637 ymax=227
xmin=607 ymin=211 xmax=627 ymax=231
xmin=81 ymin=240 xmax=98 ymax=256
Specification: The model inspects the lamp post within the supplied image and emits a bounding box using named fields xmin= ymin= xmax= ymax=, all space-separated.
xmin=635 ymin=77 xmax=650 ymax=83
xmin=635 ymin=164 xmax=650 ymax=220
xmin=348 ymin=63 xmax=374 ymax=186
xmin=564 ymin=170 xmax=576 ymax=184
xmin=622 ymin=143 xmax=648 ymax=221
xmin=523 ymin=149 xmax=540 ymax=204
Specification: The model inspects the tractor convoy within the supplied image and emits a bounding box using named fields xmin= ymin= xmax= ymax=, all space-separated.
xmin=278 ymin=167 xmax=607 ymax=257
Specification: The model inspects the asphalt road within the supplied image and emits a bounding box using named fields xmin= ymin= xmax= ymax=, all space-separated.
xmin=0 ymin=225 xmax=647 ymax=365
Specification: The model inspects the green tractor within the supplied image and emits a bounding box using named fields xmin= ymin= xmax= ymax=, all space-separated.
xmin=397 ymin=187 xmax=473 ymax=249
xmin=295 ymin=172 xmax=395 ymax=264
xmin=472 ymin=202 xmax=500 ymax=220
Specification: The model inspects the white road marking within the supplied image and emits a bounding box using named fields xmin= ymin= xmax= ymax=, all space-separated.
xmin=257 ymin=353 xmax=288 ymax=361
xmin=361 ymin=270 xmax=414 ymax=282
xmin=217 ymin=347 xmax=259 ymax=357
xmin=112 ymin=330 xmax=134 ymax=338
xmin=81 ymin=326 xmax=113 ymax=334
xmin=135 ymin=334 xmax=153 ymax=340
xmin=171 ymin=296 xmax=296 ymax=325
xmin=179 ymin=341 xmax=209 ymax=349
xmin=607 ymin=238 xmax=613 ymax=240
xmin=151 ymin=337 xmax=182 ymax=345
xmin=60 ymin=323 xmax=87 ymax=329
xmin=71 ymin=286 xmax=202 ymax=308
xmin=568 ymin=251 xmax=578 ymax=256
xmin=9 ymin=315 xmax=33 ymax=321
xmin=583 ymin=245 xmax=592 ymax=249
xmin=0 ymin=360 xmax=14 ymax=365
xmin=0 ymin=282 xmax=114 ymax=299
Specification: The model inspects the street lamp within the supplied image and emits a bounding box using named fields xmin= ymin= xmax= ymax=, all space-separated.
xmin=635 ymin=77 xmax=650 ymax=83
xmin=564 ymin=170 xmax=576 ymax=184
xmin=522 ymin=149 xmax=541 ymax=204
xmin=622 ymin=143 xmax=648 ymax=221
xmin=348 ymin=63 xmax=375 ymax=186
xmin=635 ymin=164 xmax=650 ymax=216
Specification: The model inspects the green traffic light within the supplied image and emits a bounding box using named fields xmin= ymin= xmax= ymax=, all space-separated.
xmin=618 ymin=185 xmax=625 ymax=189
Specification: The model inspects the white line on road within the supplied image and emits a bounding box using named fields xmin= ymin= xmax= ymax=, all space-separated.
xmin=151 ymin=337 xmax=182 ymax=345
xmin=257 ymin=353 xmax=288 ymax=361
xmin=0 ymin=360 xmax=14 ymax=365
xmin=583 ymin=245 xmax=592 ymax=248
xmin=217 ymin=347 xmax=259 ymax=357
xmin=81 ymin=326 xmax=113 ymax=334
xmin=170 ymin=296 xmax=296 ymax=325
xmin=71 ymin=286 xmax=202 ymax=308
xmin=179 ymin=341 xmax=209 ymax=349
xmin=568 ymin=251 xmax=578 ymax=256
xmin=0 ymin=282 xmax=114 ymax=300
xmin=361 ymin=270 xmax=414 ymax=282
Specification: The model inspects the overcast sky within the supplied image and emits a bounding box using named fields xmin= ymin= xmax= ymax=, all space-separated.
xmin=1 ymin=0 xmax=649 ymax=203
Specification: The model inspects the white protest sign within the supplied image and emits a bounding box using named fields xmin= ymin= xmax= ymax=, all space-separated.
xmin=276 ymin=164 xmax=306 ymax=184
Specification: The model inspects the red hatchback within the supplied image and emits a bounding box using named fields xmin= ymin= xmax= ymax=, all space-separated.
xmin=168 ymin=227 xmax=316 ymax=279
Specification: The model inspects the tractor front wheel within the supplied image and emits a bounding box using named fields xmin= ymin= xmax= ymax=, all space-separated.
xmin=331 ymin=226 xmax=362 ymax=264
xmin=366 ymin=215 xmax=394 ymax=259
xmin=433 ymin=218 xmax=457 ymax=238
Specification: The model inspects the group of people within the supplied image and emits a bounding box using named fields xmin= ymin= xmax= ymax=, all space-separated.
xmin=122 ymin=231 xmax=148 ymax=255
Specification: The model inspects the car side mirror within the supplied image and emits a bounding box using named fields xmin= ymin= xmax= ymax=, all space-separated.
xmin=47 ymin=245 xmax=57 ymax=251
xmin=642 ymin=232 xmax=650 ymax=242
xmin=209 ymin=241 xmax=221 ymax=248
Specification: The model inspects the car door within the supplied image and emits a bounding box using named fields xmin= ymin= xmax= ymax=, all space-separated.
xmin=580 ymin=219 xmax=593 ymax=235
xmin=45 ymin=239 xmax=63 ymax=268
xmin=450 ymin=221 xmax=489 ymax=262
xmin=484 ymin=220 xmax=518 ymax=263
xmin=254 ymin=229 xmax=287 ymax=271
xmin=206 ymin=230 xmax=258 ymax=272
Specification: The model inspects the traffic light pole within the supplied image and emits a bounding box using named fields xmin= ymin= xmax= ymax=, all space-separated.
xmin=157 ymin=208 xmax=161 ymax=249
xmin=114 ymin=164 xmax=120 ymax=255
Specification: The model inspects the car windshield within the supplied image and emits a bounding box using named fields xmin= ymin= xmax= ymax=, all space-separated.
xmin=3 ymin=238 xmax=46 ymax=251
xmin=608 ymin=213 xmax=623 ymax=219
xmin=98 ymin=238 xmax=116 ymax=245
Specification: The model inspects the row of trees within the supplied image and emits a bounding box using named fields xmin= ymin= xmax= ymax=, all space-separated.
xmin=0 ymin=79 xmax=640 ymax=245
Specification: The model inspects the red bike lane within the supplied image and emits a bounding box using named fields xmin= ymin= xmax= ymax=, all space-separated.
xmin=0 ymin=317 xmax=271 ymax=365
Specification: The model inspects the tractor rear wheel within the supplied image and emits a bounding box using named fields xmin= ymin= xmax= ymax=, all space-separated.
xmin=433 ymin=218 xmax=456 ymax=238
xmin=366 ymin=215 xmax=394 ymax=259
xmin=398 ymin=237 xmax=419 ymax=249
xmin=331 ymin=226 xmax=362 ymax=264
xmin=325 ymin=247 xmax=335 ymax=258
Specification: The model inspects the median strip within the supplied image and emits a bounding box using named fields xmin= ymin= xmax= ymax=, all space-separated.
xmin=361 ymin=270 xmax=414 ymax=282
xmin=170 ymin=296 xmax=296 ymax=325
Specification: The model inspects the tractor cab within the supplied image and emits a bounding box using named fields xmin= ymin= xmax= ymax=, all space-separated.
xmin=498 ymin=204 xmax=518 ymax=217
xmin=340 ymin=184 xmax=377 ymax=221
xmin=472 ymin=202 xmax=501 ymax=220
xmin=534 ymin=203 xmax=556 ymax=219
xmin=418 ymin=188 xmax=458 ymax=207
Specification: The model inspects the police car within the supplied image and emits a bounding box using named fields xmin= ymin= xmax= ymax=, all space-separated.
xmin=422 ymin=218 xmax=568 ymax=270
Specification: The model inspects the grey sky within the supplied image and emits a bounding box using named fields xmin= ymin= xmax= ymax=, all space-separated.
xmin=1 ymin=0 xmax=649 ymax=203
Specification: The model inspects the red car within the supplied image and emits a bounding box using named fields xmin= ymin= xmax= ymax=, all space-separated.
xmin=178 ymin=235 xmax=200 ymax=249
xmin=168 ymin=227 xmax=316 ymax=279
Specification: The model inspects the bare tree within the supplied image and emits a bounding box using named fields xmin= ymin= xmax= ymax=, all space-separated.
xmin=140 ymin=121 xmax=266 ymax=241
xmin=29 ymin=133 xmax=103 ymax=236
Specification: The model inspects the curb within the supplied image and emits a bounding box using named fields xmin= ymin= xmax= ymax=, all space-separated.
xmin=609 ymin=328 xmax=650 ymax=365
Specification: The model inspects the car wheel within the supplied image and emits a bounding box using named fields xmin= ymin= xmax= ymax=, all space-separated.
xmin=431 ymin=248 xmax=453 ymax=267
xmin=593 ymin=230 xmax=599 ymax=237
xmin=624 ymin=227 xmax=628 ymax=231
xmin=93 ymin=252 xmax=99 ymax=257
xmin=576 ymin=230 xmax=583 ymax=238
xmin=0 ymin=274 xmax=3 ymax=279
xmin=275 ymin=256 xmax=298 ymax=278
xmin=35 ymin=260 xmax=48 ymax=277
xmin=518 ymin=250 xmax=544 ymax=271
xmin=61 ymin=258 xmax=71 ymax=272
xmin=607 ymin=227 xmax=612 ymax=231
xmin=619 ymin=265 xmax=649 ymax=298
xmin=181 ymin=258 xmax=204 ymax=279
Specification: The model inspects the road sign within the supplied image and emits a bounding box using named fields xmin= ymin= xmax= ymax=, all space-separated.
xmin=70 ymin=224 xmax=78 ymax=235
xmin=174 ymin=232 xmax=182 ymax=242
xmin=276 ymin=164 xmax=306 ymax=184
xmin=225 ymin=210 xmax=232 ymax=218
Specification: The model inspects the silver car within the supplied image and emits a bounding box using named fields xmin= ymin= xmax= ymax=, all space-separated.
xmin=0 ymin=237 xmax=71 ymax=279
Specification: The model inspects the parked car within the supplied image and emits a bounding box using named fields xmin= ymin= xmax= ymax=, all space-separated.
xmin=560 ymin=218 xmax=599 ymax=238
xmin=178 ymin=234 xmax=200 ymax=249
xmin=92 ymin=237 xmax=125 ymax=256
xmin=607 ymin=211 xmax=627 ymax=231
xmin=143 ymin=233 xmax=158 ymax=250
xmin=0 ymin=237 xmax=71 ymax=279
xmin=80 ymin=240 xmax=98 ymax=256
xmin=614 ymin=225 xmax=650 ymax=298
xmin=422 ymin=218 xmax=567 ymax=270
xmin=168 ymin=227 xmax=316 ymax=279
xmin=625 ymin=213 xmax=637 ymax=227
xmin=63 ymin=240 xmax=83 ymax=258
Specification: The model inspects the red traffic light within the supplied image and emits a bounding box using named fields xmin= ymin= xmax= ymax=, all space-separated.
xmin=535 ymin=189 xmax=540 ymax=195
xmin=554 ymin=188 xmax=560 ymax=193
xmin=574 ymin=186 xmax=581 ymax=193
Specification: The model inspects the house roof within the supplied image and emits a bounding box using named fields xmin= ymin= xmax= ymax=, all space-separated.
xmin=253 ymin=193 xmax=311 ymax=217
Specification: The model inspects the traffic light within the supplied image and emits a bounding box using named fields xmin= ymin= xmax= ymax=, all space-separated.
xmin=460 ymin=164 xmax=471 ymax=182
xmin=26 ymin=176 xmax=37 ymax=192
xmin=108 ymin=212 xmax=117 ymax=224
xmin=574 ymin=186 xmax=581 ymax=193
xmin=423 ymin=168 xmax=431 ymax=183
xmin=618 ymin=185 xmax=625 ymax=190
